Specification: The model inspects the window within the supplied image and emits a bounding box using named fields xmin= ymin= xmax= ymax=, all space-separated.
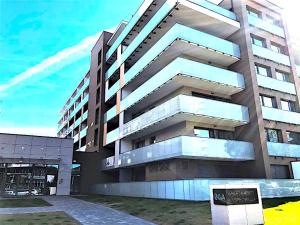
xmin=150 ymin=136 xmax=156 ymax=144
xmin=133 ymin=139 xmax=145 ymax=149
xmin=271 ymin=165 xmax=290 ymax=179
xmin=265 ymin=128 xmax=282 ymax=143
xmin=95 ymin=108 xmax=99 ymax=125
xmin=276 ymin=70 xmax=290 ymax=82
xmin=266 ymin=15 xmax=282 ymax=27
xmin=97 ymin=50 xmax=102 ymax=66
xmin=281 ymin=100 xmax=296 ymax=112
xmin=287 ymin=131 xmax=300 ymax=145
xmin=194 ymin=128 xmax=214 ymax=138
xmin=271 ymin=42 xmax=285 ymax=54
xmin=216 ymin=130 xmax=234 ymax=140
xmin=94 ymin=129 xmax=99 ymax=146
xmin=260 ymin=95 xmax=277 ymax=108
xmin=251 ymin=35 xmax=266 ymax=47
xmin=255 ymin=64 xmax=271 ymax=77
xmin=96 ymin=88 xmax=100 ymax=104
xmin=97 ymin=68 xmax=101 ymax=85
xmin=247 ymin=6 xmax=261 ymax=18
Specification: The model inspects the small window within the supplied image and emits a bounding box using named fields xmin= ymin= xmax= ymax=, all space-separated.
xmin=255 ymin=64 xmax=271 ymax=77
xmin=251 ymin=35 xmax=266 ymax=48
xmin=260 ymin=95 xmax=277 ymax=108
xmin=247 ymin=6 xmax=261 ymax=18
xmin=98 ymin=50 xmax=102 ymax=66
xmin=276 ymin=70 xmax=290 ymax=82
xmin=271 ymin=42 xmax=285 ymax=54
xmin=281 ymin=100 xmax=296 ymax=112
xmin=97 ymin=68 xmax=101 ymax=85
xmin=194 ymin=128 xmax=214 ymax=138
xmin=94 ymin=128 xmax=99 ymax=146
xmin=265 ymin=128 xmax=282 ymax=143
xmin=96 ymin=88 xmax=100 ymax=104
xmin=271 ymin=165 xmax=290 ymax=179
xmin=287 ymin=131 xmax=300 ymax=145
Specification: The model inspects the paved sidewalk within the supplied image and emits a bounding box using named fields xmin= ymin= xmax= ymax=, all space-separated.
xmin=0 ymin=196 xmax=156 ymax=225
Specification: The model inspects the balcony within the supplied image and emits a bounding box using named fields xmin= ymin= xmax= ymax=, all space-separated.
xmin=252 ymin=44 xmax=290 ymax=66
xmin=102 ymin=136 xmax=254 ymax=170
xmin=106 ymin=0 xmax=240 ymax=64
xmin=256 ymin=74 xmax=296 ymax=95
xmin=248 ymin=14 xmax=285 ymax=38
xmin=262 ymin=106 xmax=300 ymax=125
xmin=267 ymin=142 xmax=300 ymax=158
xmin=106 ymin=24 xmax=241 ymax=100
xmin=69 ymin=94 xmax=89 ymax=119
xmin=296 ymin=65 xmax=300 ymax=77
xmin=106 ymin=128 xmax=120 ymax=145
xmin=73 ymin=133 xmax=79 ymax=143
xmin=121 ymin=95 xmax=249 ymax=139
xmin=80 ymin=127 xmax=88 ymax=139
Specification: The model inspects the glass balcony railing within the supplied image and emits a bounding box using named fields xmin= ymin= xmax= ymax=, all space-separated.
xmin=106 ymin=0 xmax=238 ymax=63
xmin=74 ymin=117 xmax=81 ymax=128
xmin=104 ymin=105 xmax=117 ymax=122
xmin=102 ymin=136 xmax=254 ymax=169
xmin=120 ymin=57 xmax=245 ymax=112
xmin=267 ymin=142 xmax=300 ymax=158
xmin=248 ymin=14 xmax=285 ymax=38
xmin=122 ymin=95 xmax=249 ymax=138
xmin=80 ymin=127 xmax=87 ymax=138
xmin=106 ymin=80 xmax=120 ymax=101
xmin=252 ymin=44 xmax=290 ymax=66
xmin=256 ymin=74 xmax=296 ymax=95
xmin=69 ymin=94 xmax=89 ymax=119
xmin=73 ymin=133 xmax=79 ymax=143
xmin=262 ymin=106 xmax=300 ymax=125
xmin=296 ymin=64 xmax=300 ymax=77
xmin=106 ymin=128 xmax=120 ymax=145
xmin=82 ymin=111 xmax=88 ymax=121
xmin=106 ymin=24 xmax=240 ymax=98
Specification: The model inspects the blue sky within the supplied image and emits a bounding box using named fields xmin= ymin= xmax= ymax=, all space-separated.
xmin=0 ymin=0 xmax=299 ymax=136
xmin=0 ymin=0 xmax=142 ymax=136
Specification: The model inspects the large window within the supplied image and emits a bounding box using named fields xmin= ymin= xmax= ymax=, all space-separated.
xmin=265 ymin=128 xmax=282 ymax=143
xmin=271 ymin=42 xmax=285 ymax=54
xmin=255 ymin=64 xmax=271 ymax=77
xmin=281 ymin=100 xmax=296 ymax=112
xmin=287 ymin=131 xmax=300 ymax=145
xmin=276 ymin=70 xmax=290 ymax=82
xmin=97 ymin=50 xmax=102 ymax=66
xmin=251 ymin=35 xmax=266 ymax=48
xmin=247 ymin=6 xmax=261 ymax=18
xmin=97 ymin=68 xmax=101 ymax=85
xmin=94 ymin=128 xmax=99 ymax=146
xmin=95 ymin=108 xmax=99 ymax=125
xmin=266 ymin=15 xmax=282 ymax=27
xmin=271 ymin=165 xmax=290 ymax=179
xmin=96 ymin=88 xmax=100 ymax=104
xmin=194 ymin=128 xmax=234 ymax=140
xmin=260 ymin=95 xmax=277 ymax=108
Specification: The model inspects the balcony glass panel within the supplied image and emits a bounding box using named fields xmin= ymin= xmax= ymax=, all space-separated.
xmin=122 ymin=95 xmax=249 ymax=138
xmin=80 ymin=127 xmax=87 ymax=138
xmin=69 ymin=94 xmax=89 ymax=119
xmin=252 ymin=44 xmax=290 ymax=66
xmin=267 ymin=142 xmax=300 ymax=158
xmin=104 ymin=105 xmax=117 ymax=122
xmin=120 ymin=57 xmax=245 ymax=112
xmin=262 ymin=106 xmax=300 ymax=125
xmin=296 ymin=65 xmax=300 ymax=77
xmin=106 ymin=128 xmax=120 ymax=145
xmin=256 ymin=74 xmax=296 ymax=95
xmin=248 ymin=14 xmax=285 ymax=38
xmin=102 ymin=136 xmax=254 ymax=169
xmin=82 ymin=111 xmax=88 ymax=121
xmin=66 ymin=78 xmax=90 ymax=111
xmin=106 ymin=80 xmax=120 ymax=101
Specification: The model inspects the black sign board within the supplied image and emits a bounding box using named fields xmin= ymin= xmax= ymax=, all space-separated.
xmin=213 ymin=188 xmax=259 ymax=205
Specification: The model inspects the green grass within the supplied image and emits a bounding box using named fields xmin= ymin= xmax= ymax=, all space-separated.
xmin=0 ymin=211 xmax=79 ymax=225
xmin=76 ymin=195 xmax=300 ymax=225
xmin=0 ymin=198 xmax=51 ymax=208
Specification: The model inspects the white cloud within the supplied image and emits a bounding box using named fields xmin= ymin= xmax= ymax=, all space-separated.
xmin=0 ymin=127 xmax=57 ymax=137
xmin=0 ymin=31 xmax=102 ymax=93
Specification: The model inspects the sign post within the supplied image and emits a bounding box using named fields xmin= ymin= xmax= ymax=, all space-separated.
xmin=210 ymin=184 xmax=264 ymax=225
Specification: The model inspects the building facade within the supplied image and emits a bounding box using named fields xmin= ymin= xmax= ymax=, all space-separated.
xmin=58 ymin=0 xmax=300 ymax=199
xmin=0 ymin=133 xmax=73 ymax=196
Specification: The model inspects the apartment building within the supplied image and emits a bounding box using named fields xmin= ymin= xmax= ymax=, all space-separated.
xmin=59 ymin=0 xmax=300 ymax=199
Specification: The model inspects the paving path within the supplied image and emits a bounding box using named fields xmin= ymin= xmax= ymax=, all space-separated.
xmin=0 ymin=196 xmax=156 ymax=225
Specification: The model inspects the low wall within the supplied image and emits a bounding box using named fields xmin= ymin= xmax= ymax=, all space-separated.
xmin=90 ymin=179 xmax=300 ymax=201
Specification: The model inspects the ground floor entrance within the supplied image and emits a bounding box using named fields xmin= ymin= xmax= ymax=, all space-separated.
xmin=0 ymin=163 xmax=59 ymax=196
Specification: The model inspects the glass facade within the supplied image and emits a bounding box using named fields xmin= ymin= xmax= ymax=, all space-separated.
xmin=0 ymin=163 xmax=59 ymax=196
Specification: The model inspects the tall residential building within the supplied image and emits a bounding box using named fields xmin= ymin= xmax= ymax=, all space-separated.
xmin=58 ymin=0 xmax=300 ymax=199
